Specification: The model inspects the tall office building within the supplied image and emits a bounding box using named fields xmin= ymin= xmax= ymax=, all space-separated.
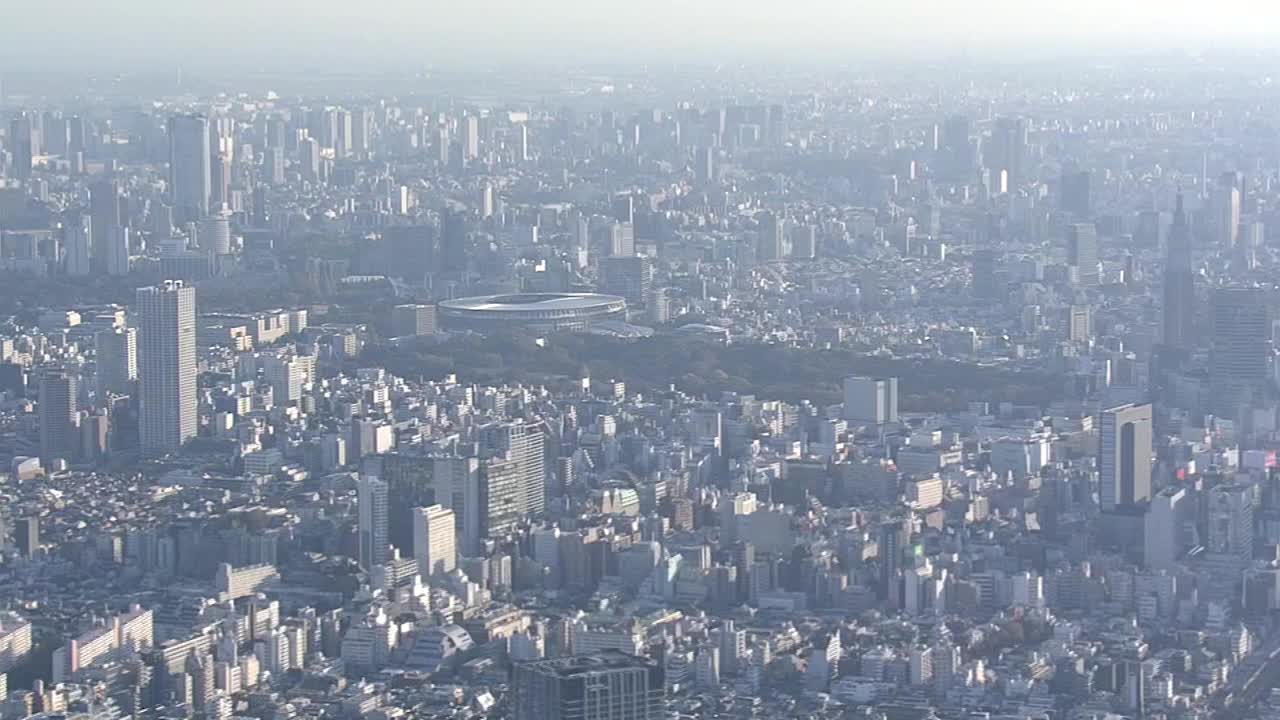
xmin=514 ymin=123 xmax=529 ymax=160
xmin=600 ymin=256 xmax=654 ymax=308
xmin=612 ymin=194 xmax=634 ymax=225
xmin=308 ymin=106 xmax=338 ymax=150
xmin=1210 ymin=286 xmax=1271 ymax=420
xmin=1065 ymin=305 xmax=1092 ymax=343
xmin=512 ymin=651 xmax=665 ymax=720
xmin=66 ymin=115 xmax=85 ymax=155
xmin=168 ymin=113 xmax=211 ymax=223
xmin=480 ymin=457 xmax=522 ymax=541
xmin=971 ymin=249 xmax=1001 ymax=299
xmin=104 ymin=226 xmax=130 ymax=276
xmin=412 ymin=505 xmax=456 ymax=577
xmin=481 ymin=421 xmax=547 ymax=517
xmin=878 ymin=519 xmax=905 ymax=605
xmin=379 ymin=453 xmax=441 ymax=554
xmin=38 ymin=369 xmax=77 ymax=461
xmin=358 ymin=476 xmax=390 ymax=569
xmin=136 ymin=282 xmax=197 ymax=456
xmin=1207 ymin=482 xmax=1254 ymax=560
xmin=940 ymin=115 xmax=973 ymax=180
xmin=720 ymin=492 xmax=757 ymax=546
xmin=7 ymin=114 xmax=34 ymax=180
xmin=200 ymin=212 xmax=232 ymax=255
xmin=298 ymin=135 xmax=322 ymax=181
xmin=1066 ymin=223 xmax=1099 ymax=287
xmin=571 ymin=210 xmax=591 ymax=268
xmin=441 ymin=210 xmax=469 ymax=273
xmin=89 ymin=180 xmax=121 ymax=273
xmin=425 ymin=456 xmax=482 ymax=553
xmin=1214 ymin=173 xmax=1241 ymax=249
xmin=695 ymin=146 xmax=715 ymax=183
xmin=335 ymin=108 xmax=353 ymax=157
xmin=96 ymin=327 xmax=138 ymax=398
xmin=1144 ymin=486 xmax=1190 ymax=571
xmin=261 ymin=354 xmax=310 ymax=406
xmin=1237 ymin=220 xmax=1263 ymax=272
xmin=843 ymin=376 xmax=899 ymax=425
xmin=478 ymin=182 xmax=495 ymax=218
xmin=756 ymin=211 xmax=785 ymax=263
xmin=607 ymin=222 xmax=635 ymax=257
xmin=15 ymin=517 xmax=39 ymax=557
xmin=1060 ymin=170 xmax=1091 ymax=217
xmin=1162 ymin=193 xmax=1195 ymax=353
xmin=1123 ymin=661 xmax=1145 ymax=717
xmin=435 ymin=126 xmax=451 ymax=165
xmin=264 ymin=146 xmax=286 ymax=185
xmin=351 ymin=108 xmax=371 ymax=155
xmin=63 ymin=214 xmax=91 ymax=276
xmin=392 ymin=304 xmax=437 ymax=337
xmin=988 ymin=116 xmax=1028 ymax=189
xmin=462 ymin=115 xmax=480 ymax=160
xmin=210 ymin=153 xmax=231 ymax=210
xmin=791 ymin=224 xmax=817 ymax=259
xmin=1099 ymin=403 xmax=1152 ymax=512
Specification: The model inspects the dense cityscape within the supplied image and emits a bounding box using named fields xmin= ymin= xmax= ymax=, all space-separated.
xmin=0 ymin=47 xmax=1279 ymax=720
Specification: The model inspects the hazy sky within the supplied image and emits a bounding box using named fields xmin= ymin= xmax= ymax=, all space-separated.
xmin=3 ymin=0 xmax=1279 ymax=69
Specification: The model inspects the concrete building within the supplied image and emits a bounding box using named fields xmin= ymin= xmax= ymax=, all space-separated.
xmin=137 ymin=281 xmax=197 ymax=456
xmin=96 ymin=327 xmax=138 ymax=398
xmin=392 ymin=304 xmax=437 ymax=337
xmin=168 ymin=113 xmax=211 ymax=222
xmin=358 ymin=476 xmax=390 ymax=569
xmin=512 ymin=651 xmax=665 ymax=720
xmin=413 ymin=504 xmax=456 ymax=577
xmin=1145 ymin=486 xmax=1192 ymax=571
xmin=38 ymin=369 xmax=77 ymax=462
xmin=1099 ymin=403 xmax=1152 ymax=512
xmin=1208 ymin=482 xmax=1254 ymax=561
xmin=215 ymin=563 xmax=280 ymax=601
xmin=0 ymin=612 xmax=33 ymax=673
xmin=843 ymin=376 xmax=898 ymax=426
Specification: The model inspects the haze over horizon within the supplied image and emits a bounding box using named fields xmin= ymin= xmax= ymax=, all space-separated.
xmin=3 ymin=0 xmax=1280 ymax=70
xmin=8 ymin=0 xmax=1280 ymax=715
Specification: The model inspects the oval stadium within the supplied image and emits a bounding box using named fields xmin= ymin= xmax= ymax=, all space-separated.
xmin=438 ymin=292 xmax=627 ymax=333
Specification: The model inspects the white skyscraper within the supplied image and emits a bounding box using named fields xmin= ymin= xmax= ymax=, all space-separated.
xmin=136 ymin=281 xmax=197 ymax=456
xmin=358 ymin=476 xmax=390 ymax=569
xmin=168 ymin=113 xmax=211 ymax=223
xmin=843 ymin=376 xmax=899 ymax=425
xmin=412 ymin=505 xmax=456 ymax=577
xmin=462 ymin=114 xmax=480 ymax=160
xmin=1215 ymin=179 xmax=1241 ymax=249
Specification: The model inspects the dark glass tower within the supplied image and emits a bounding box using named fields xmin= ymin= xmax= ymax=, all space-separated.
xmin=1161 ymin=193 xmax=1195 ymax=353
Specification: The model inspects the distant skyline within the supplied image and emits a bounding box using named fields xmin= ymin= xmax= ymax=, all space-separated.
xmin=2 ymin=0 xmax=1280 ymax=70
